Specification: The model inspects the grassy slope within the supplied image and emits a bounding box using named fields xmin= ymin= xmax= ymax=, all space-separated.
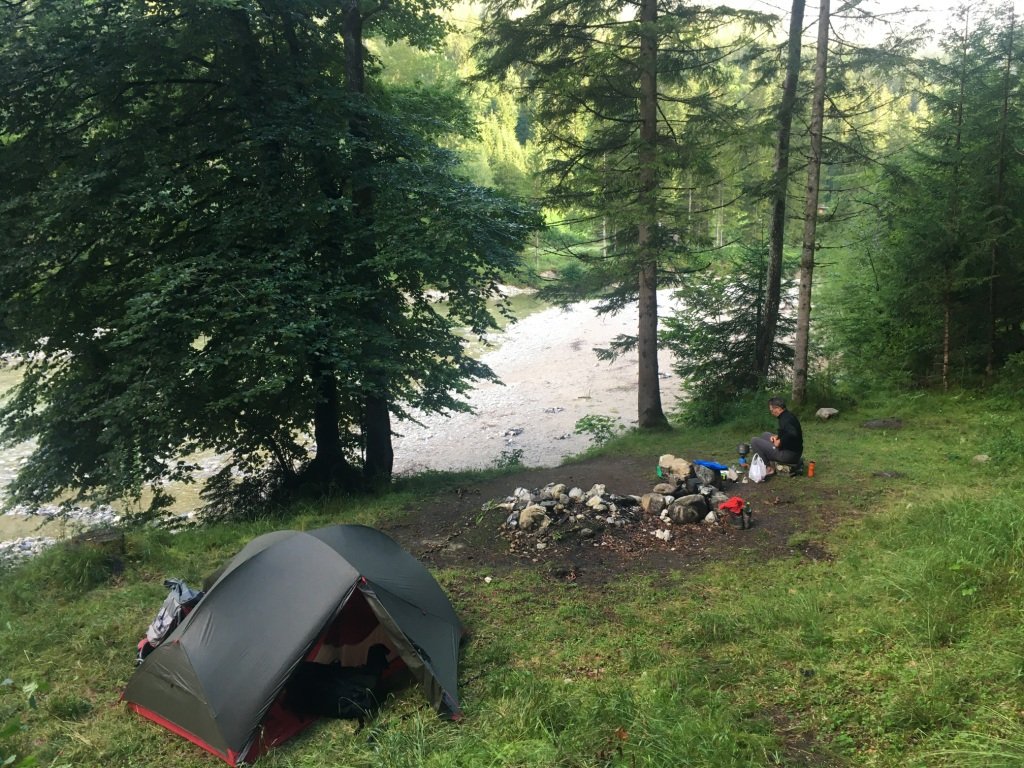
xmin=2 ymin=391 xmax=1022 ymax=767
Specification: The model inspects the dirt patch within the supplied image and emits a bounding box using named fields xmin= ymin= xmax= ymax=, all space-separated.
xmin=384 ymin=454 xmax=838 ymax=585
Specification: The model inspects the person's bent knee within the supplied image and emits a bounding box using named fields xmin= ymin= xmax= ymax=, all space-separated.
xmin=750 ymin=436 xmax=774 ymax=461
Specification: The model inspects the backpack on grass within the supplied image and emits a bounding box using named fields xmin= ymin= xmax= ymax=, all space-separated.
xmin=135 ymin=578 xmax=204 ymax=665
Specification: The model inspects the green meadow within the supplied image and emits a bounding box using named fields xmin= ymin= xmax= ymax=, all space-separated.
xmin=2 ymin=390 xmax=1023 ymax=767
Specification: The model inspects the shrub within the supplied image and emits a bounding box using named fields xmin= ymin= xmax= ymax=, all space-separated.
xmin=573 ymin=414 xmax=622 ymax=446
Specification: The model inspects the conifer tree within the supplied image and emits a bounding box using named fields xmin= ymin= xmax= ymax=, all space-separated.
xmin=792 ymin=0 xmax=830 ymax=405
xmin=756 ymin=0 xmax=806 ymax=382
xmin=476 ymin=0 xmax=769 ymax=429
xmin=816 ymin=2 xmax=1024 ymax=389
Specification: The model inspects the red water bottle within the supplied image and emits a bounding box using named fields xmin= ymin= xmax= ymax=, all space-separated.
xmin=807 ymin=461 xmax=816 ymax=478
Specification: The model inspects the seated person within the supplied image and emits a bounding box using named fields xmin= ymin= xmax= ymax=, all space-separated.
xmin=751 ymin=396 xmax=803 ymax=475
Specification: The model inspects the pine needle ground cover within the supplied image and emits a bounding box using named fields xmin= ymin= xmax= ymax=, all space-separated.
xmin=2 ymin=392 xmax=1022 ymax=767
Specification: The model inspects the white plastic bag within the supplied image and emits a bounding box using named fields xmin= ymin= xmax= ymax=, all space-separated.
xmin=749 ymin=454 xmax=767 ymax=483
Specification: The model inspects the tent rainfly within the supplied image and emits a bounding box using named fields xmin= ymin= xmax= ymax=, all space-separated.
xmin=123 ymin=524 xmax=463 ymax=765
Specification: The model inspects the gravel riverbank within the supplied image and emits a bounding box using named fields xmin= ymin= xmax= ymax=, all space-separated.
xmin=392 ymin=292 xmax=684 ymax=474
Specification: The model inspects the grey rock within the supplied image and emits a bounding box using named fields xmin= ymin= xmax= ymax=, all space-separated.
xmin=541 ymin=483 xmax=567 ymax=500
xmin=607 ymin=494 xmax=638 ymax=507
xmin=658 ymin=455 xmax=692 ymax=480
xmin=643 ymin=493 xmax=667 ymax=518
xmin=694 ymin=465 xmax=720 ymax=488
xmin=710 ymin=492 xmax=730 ymax=508
xmin=666 ymin=494 xmax=708 ymax=524
xmin=0 ymin=536 xmax=58 ymax=566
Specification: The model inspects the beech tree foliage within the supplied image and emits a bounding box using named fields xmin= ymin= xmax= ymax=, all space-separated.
xmin=0 ymin=0 xmax=537 ymax=513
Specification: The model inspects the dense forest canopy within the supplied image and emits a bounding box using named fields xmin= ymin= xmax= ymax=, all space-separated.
xmin=0 ymin=0 xmax=538 ymax=514
xmin=0 ymin=0 xmax=1021 ymax=515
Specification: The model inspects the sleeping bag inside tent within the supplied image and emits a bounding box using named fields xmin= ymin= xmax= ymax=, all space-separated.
xmin=123 ymin=524 xmax=464 ymax=766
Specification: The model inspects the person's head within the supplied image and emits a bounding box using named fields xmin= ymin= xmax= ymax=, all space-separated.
xmin=767 ymin=396 xmax=786 ymax=417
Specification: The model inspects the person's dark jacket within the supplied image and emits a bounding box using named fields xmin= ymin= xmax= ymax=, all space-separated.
xmin=777 ymin=409 xmax=803 ymax=456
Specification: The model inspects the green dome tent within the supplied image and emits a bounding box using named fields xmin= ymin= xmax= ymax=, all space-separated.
xmin=124 ymin=525 xmax=463 ymax=765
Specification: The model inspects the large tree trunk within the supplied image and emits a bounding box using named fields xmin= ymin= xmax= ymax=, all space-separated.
xmin=988 ymin=8 xmax=1014 ymax=379
xmin=229 ymin=7 xmax=360 ymax=487
xmin=941 ymin=10 xmax=967 ymax=388
xmin=342 ymin=1 xmax=393 ymax=483
xmin=943 ymin=274 xmax=951 ymax=391
xmin=791 ymin=0 xmax=829 ymax=406
xmin=363 ymin=394 xmax=394 ymax=483
xmin=342 ymin=1 xmax=366 ymax=94
xmin=756 ymin=0 xmax=806 ymax=381
xmin=307 ymin=362 xmax=361 ymax=486
xmin=636 ymin=0 xmax=669 ymax=430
